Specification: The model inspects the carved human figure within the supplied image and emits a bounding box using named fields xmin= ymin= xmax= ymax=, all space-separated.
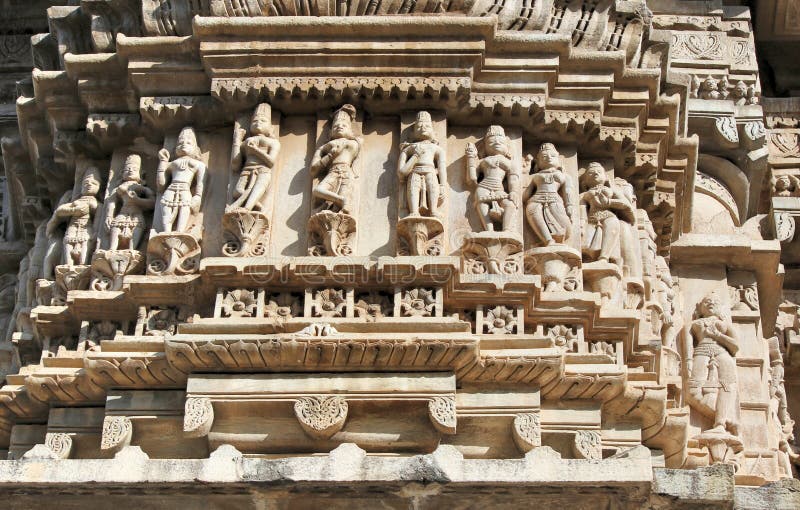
xmin=774 ymin=174 xmax=800 ymax=197
xmin=686 ymin=293 xmax=740 ymax=436
xmin=228 ymin=103 xmax=280 ymax=212
xmin=105 ymin=154 xmax=155 ymax=251
xmin=655 ymin=256 xmax=679 ymax=350
xmin=310 ymin=104 xmax=361 ymax=214
xmin=464 ymin=126 xmax=519 ymax=232
xmin=43 ymin=168 xmax=101 ymax=274
xmin=524 ymin=143 xmax=573 ymax=245
xmin=579 ymin=163 xmax=635 ymax=265
xmin=156 ymin=126 xmax=206 ymax=234
xmin=398 ymin=111 xmax=447 ymax=217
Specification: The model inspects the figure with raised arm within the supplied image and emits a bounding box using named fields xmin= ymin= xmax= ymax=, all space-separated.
xmin=464 ymin=126 xmax=519 ymax=232
xmin=156 ymin=126 xmax=206 ymax=234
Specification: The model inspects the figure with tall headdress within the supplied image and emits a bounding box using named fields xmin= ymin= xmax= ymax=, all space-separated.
xmin=105 ymin=154 xmax=155 ymax=251
xmin=524 ymin=143 xmax=573 ymax=245
xmin=156 ymin=126 xmax=206 ymax=234
xmin=43 ymin=167 xmax=101 ymax=277
xmin=307 ymin=105 xmax=362 ymax=256
xmin=465 ymin=126 xmax=520 ymax=232
xmin=398 ymin=111 xmax=447 ymax=218
xmin=228 ymin=103 xmax=280 ymax=213
xmin=310 ymin=104 xmax=361 ymax=214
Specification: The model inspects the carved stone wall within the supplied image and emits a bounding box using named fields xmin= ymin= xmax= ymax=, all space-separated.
xmin=0 ymin=0 xmax=798 ymax=507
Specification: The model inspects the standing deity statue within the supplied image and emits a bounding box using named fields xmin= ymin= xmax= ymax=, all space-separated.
xmin=105 ymin=154 xmax=155 ymax=251
xmin=310 ymin=104 xmax=361 ymax=214
xmin=398 ymin=111 xmax=447 ymax=218
xmin=42 ymin=167 xmax=101 ymax=277
xmin=579 ymin=162 xmax=636 ymax=265
xmin=524 ymin=143 xmax=573 ymax=245
xmin=686 ymin=292 xmax=740 ymax=438
xmin=228 ymin=103 xmax=281 ymax=213
xmin=156 ymin=126 xmax=206 ymax=234
xmin=464 ymin=126 xmax=520 ymax=232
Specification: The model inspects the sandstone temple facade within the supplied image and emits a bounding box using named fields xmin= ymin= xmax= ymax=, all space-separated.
xmin=0 ymin=0 xmax=798 ymax=507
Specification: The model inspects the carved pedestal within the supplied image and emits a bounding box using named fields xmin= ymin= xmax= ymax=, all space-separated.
xmin=582 ymin=261 xmax=622 ymax=306
xmin=461 ymin=232 xmax=523 ymax=275
xmin=222 ymin=209 xmax=269 ymax=257
xmin=90 ymin=250 xmax=145 ymax=291
xmin=696 ymin=429 xmax=743 ymax=470
xmin=396 ymin=215 xmax=444 ymax=256
xmin=146 ymin=232 xmax=202 ymax=276
xmin=525 ymin=245 xmax=581 ymax=292
xmin=38 ymin=264 xmax=92 ymax=305
xmin=308 ymin=210 xmax=356 ymax=257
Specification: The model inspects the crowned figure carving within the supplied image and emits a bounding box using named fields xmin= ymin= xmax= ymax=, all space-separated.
xmin=223 ymin=103 xmax=281 ymax=257
xmin=38 ymin=166 xmax=102 ymax=303
xmin=396 ymin=111 xmax=447 ymax=256
xmin=147 ymin=126 xmax=206 ymax=275
xmin=523 ymin=143 xmax=580 ymax=291
xmin=686 ymin=292 xmax=743 ymax=468
xmin=308 ymin=104 xmax=361 ymax=256
xmin=91 ymin=154 xmax=154 ymax=290
xmin=461 ymin=126 xmax=522 ymax=275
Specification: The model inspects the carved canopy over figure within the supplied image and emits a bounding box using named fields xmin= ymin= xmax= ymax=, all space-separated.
xmin=105 ymin=154 xmax=155 ymax=251
xmin=228 ymin=103 xmax=281 ymax=213
xmin=398 ymin=111 xmax=447 ymax=218
xmin=310 ymin=104 xmax=361 ymax=214
xmin=524 ymin=143 xmax=573 ymax=245
xmin=686 ymin=292 xmax=741 ymax=437
xmin=579 ymin=162 xmax=636 ymax=265
xmin=156 ymin=126 xmax=206 ymax=234
xmin=43 ymin=167 xmax=101 ymax=278
xmin=464 ymin=126 xmax=519 ymax=232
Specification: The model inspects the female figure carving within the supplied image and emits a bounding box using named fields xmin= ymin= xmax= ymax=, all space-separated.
xmin=105 ymin=154 xmax=155 ymax=251
xmin=524 ymin=143 xmax=573 ymax=245
xmin=310 ymin=104 xmax=361 ymax=214
xmin=687 ymin=292 xmax=740 ymax=436
xmin=579 ymin=162 xmax=635 ymax=264
xmin=465 ymin=125 xmax=519 ymax=232
xmin=228 ymin=103 xmax=280 ymax=212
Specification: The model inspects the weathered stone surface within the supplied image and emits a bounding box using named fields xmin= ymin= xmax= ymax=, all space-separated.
xmin=0 ymin=0 xmax=798 ymax=506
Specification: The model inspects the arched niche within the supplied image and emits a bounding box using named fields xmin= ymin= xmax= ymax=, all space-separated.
xmin=697 ymin=154 xmax=750 ymax=222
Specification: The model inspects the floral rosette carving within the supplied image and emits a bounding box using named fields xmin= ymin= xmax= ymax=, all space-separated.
xmin=354 ymin=291 xmax=393 ymax=321
xmin=220 ymin=289 xmax=258 ymax=318
xmin=264 ymin=292 xmax=302 ymax=320
xmin=400 ymin=288 xmax=436 ymax=317
xmin=483 ymin=305 xmax=517 ymax=334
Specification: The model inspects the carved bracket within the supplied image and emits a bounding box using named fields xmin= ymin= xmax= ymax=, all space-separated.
xmin=293 ymin=396 xmax=348 ymax=440
xmin=100 ymin=416 xmax=132 ymax=453
xmin=427 ymin=396 xmax=456 ymax=435
xmin=183 ymin=397 xmax=214 ymax=438
xmin=44 ymin=432 xmax=73 ymax=459
xmin=572 ymin=430 xmax=602 ymax=460
xmin=512 ymin=412 xmax=541 ymax=453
